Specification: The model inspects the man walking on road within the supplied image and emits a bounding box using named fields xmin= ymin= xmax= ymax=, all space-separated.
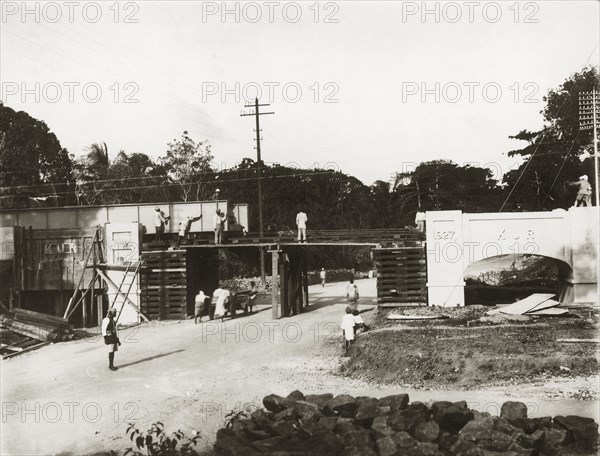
xmin=346 ymin=278 xmax=359 ymax=310
xmin=320 ymin=268 xmax=327 ymax=287
xmin=296 ymin=209 xmax=308 ymax=243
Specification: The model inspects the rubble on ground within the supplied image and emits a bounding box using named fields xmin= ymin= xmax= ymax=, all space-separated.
xmin=213 ymin=391 xmax=600 ymax=455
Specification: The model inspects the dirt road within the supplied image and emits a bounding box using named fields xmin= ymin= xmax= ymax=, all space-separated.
xmin=2 ymin=278 xmax=598 ymax=455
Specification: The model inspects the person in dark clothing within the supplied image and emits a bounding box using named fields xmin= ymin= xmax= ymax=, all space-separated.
xmin=101 ymin=308 xmax=121 ymax=371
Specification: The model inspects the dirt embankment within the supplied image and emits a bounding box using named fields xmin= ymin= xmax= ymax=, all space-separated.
xmin=342 ymin=306 xmax=600 ymax=392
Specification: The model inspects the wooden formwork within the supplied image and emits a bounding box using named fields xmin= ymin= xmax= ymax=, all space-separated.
xmin=140 ymin=251 xmax=187 ymax=320
xmin=374 ymin=244 xmax=427 ymax=307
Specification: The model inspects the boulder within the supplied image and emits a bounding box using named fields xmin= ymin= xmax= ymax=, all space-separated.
xmin=406 ymin=401 xmax=431 ymax=420
xmin=450 ymin=437 xmax=485 ymax=455
xmin=273 ymin=407 xmax=299 ymax=421
xmin=355 ymin=403 xmax=382 ymax=426
xmin=287 ymin=390 xmax=306 ymax=401
xmin=437 ymin=431 xmax=459 ymax=451
xmin=431 ymin=401 xmax=453 ymax=421
xmin=375 ymin=435 xmax=398 ymax=456
xmin=510 ymin=416 xmax=552 ymax=434
xmin=324 ymin=394 xmax=358 ymax=418
xmin=263 ymin=394 xmax=289 ymax=413
xmin=554 ymin=415 xmax=599 ymax=450
xmin=318 ymin=416 xmax=339 ymax=431
xmin=491 ymin=416 xmax=521 ymax=437
xmin=342 ymin=428 xmax=376 ymax=455
xmin=250 ymin=409 xmax=273 ymax=428
xmin=270 ymin=420 xmax=296 ymax=438
xmin=417 ymin=442 xmax=445 ymax=456
xmin=434 ymin=403 xmax=474 ymax=434
xmin=392 ymin=431 xmax=419 ymax=450
xmin=333 ymin=417 xmax=356 ymax=436
xmin=413 ymin=420 xmax=440 ymax=443
xmin=214 ymin=428 xmax=261 ymax=456
xmin=500 ymin=401 xmax=528 ymax=421
xmin=389 ymin=408 xmax=427 ymax=433
xmin=288 ymin=400 xmax=321 ymax=421
xmin=474 ymin=429 xmax=513 ymax=452
xmin=305 ymin=393 xmax=334 ymax=409
xmin=252 ymin=436 xmax=294 ymax=452
xmin=372 ymin=416 xmax=394 ymax=438
xmin=379 ymin=394 xmax=410 ymax=412
xmin=231 ymin=419 xmax=256 ymax=433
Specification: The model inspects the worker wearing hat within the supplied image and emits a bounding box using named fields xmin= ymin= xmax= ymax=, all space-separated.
xmin=101 ymin=308 xmax=121 ymax=371
xmin=568 ymin=175 xmax=592 ymax=207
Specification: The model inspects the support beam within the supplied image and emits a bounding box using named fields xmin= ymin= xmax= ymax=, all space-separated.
xmin=301 ymin=248 xmax=309 ymax=309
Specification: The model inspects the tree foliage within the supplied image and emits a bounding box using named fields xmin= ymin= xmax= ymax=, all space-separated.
xmin=160 ymin=131 xmax=214 ymax=202
xmin=502 ymin=66 xmax=600 ymax=210
xmin=0 ymin=103 xmax=72 ymax=208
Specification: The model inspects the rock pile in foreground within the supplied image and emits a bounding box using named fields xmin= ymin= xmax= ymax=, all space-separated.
xmin=214 ymin=391 xmax=599 ymax=455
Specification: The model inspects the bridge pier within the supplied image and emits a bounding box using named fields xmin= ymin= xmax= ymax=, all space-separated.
xmin=270 ymin=245 xmax=309 ymax=319
xmin=426 ymin=208 xmax=599 ymax=307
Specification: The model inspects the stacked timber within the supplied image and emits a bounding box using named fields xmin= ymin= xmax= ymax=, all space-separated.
xmin=140 ymin=251 xmax=187 ymax=320
xmin=0 ymin=308 xmax=73 ymax=342
xmin=374 ymin=245 xmax=427 ymax=307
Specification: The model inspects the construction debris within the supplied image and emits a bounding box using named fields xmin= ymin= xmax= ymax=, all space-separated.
xmin=0 ymin=308 xmax=74 ymax=343
xmin=486 ymin=293 xmax=569 ymax=317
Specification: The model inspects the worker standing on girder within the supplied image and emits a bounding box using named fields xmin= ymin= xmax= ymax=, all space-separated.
xmin=213 ymin=209 xmax=226 ymax=244
xmin=177 ymin=214 xmax=202 ymax=248
xmin=415 ymin=211 xmax=426 ymax=231
xmin=154 ymin=208 xmax=169 ymax=242
xmin=296 ymin=208 xmax=308 ymax=243
xmin=567 ymin=175 xmax=592 ymax=207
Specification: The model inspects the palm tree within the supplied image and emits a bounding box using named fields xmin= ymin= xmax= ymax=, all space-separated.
xmin=73 ymin=142 xmax=110 ymax=205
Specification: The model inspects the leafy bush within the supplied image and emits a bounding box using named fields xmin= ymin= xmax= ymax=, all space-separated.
xmin=124 ymin=422 xmax=201 ymax=456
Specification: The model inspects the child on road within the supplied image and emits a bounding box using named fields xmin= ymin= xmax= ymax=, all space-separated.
xmin=341 ymin=306 xmax=356 ymax=353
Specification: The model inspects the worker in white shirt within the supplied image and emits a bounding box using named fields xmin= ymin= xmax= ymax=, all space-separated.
xmin=296 ymin=209 xmax=308 ymax=243
xmin=213 ymin=209 xmax=226 ymax=244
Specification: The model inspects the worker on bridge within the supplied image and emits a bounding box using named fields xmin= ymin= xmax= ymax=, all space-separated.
xmin=567 ymin=175 xmax=592 ymax=207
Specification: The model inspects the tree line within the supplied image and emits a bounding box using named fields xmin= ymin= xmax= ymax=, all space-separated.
xmin=1 ymin=67 xmax=598 ymax=232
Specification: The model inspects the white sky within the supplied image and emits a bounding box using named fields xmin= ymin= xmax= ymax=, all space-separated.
xmin=1 ymin=1 xmax=599 ymax=185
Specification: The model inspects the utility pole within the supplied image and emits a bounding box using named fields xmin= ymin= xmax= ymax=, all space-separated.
xmin=579 ymin=88 xmax=600 ymax=309
xmin=579 ymin=90 xmax=600 ymax=207
xmin=241 ymin=98 xmax=274 ymax=285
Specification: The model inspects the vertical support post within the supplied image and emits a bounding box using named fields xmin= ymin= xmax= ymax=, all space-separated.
xmin=82 ymin=289 xmax=87 ymax=327
xmin=271 ymin=247 xmax=279 ymax=319
xmin=302 ymin=247 xmax=309 ymax=310
xmin=280 ymin=251 xmax=288 ymax=317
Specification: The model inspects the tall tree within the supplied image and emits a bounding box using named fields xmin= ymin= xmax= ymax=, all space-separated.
xmin=73 ymin=142 xmax=110 ymax=205
xmin=394 ymin=160 xmax=502 ymax=223
xmin=0 ymin=103 xmax=72 ymax=208
xmin=501 ymin=67 xmax=600 ymax=211
xmin=160 ymin=131 xmax=214 ymax=202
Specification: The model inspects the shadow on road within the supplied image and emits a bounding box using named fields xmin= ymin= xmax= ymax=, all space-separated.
xmin=117 ymin=349 xmax=185 ymax=369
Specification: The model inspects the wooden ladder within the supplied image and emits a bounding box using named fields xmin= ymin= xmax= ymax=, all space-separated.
xmin=113 ymin=261 xmax=142 ymax=323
